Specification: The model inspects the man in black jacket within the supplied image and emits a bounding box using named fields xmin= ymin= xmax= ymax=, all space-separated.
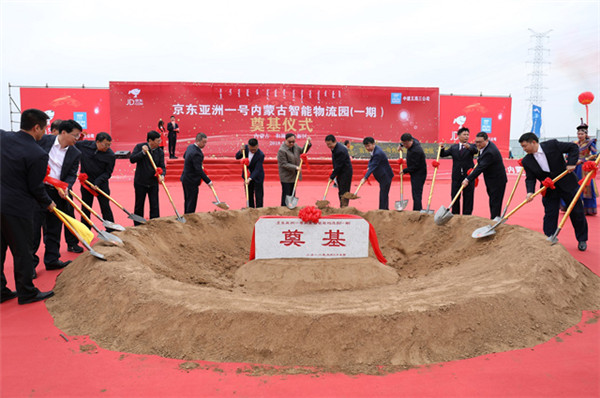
xmin=361 ymin=137 xmax=394 ymax=210
xmin=181 ymin=133 xmax=212 ymax=213
xmin=1 ymin=109 xmax=56 ymax=304
xmin=399 ymin=133 xmax=427 ymax=211
xmin=167 ymin=115 xmax=179 ymax=159
xmin=32 ymin=120 xmax=82 ymax=272
xmin=130 ymin=131 xmax=166 ymax=224
xmin=519 ymin=132 xmax=588 ymax=251
xmin=325 ymin=135 xmax=353 ymax=207
xmin=440 ymin=127 xmax=478 ymax=215
xmin=235 ymin=138 xmax=265 ymax=208
xmin=75 ymin=132 xmax=116 ymax=229
xmin=462 ymin=132 xmax=507 ymax=219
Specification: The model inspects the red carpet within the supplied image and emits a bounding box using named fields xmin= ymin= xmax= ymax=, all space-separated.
xmin=1 ymin=172 xmax=599 ymax=397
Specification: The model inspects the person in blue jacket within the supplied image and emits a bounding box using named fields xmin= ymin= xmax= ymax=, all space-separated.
xmin=361 ymin=137 xmax=394 ymax=210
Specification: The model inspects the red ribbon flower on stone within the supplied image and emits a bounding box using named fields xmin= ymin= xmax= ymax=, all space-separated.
xmin=298 ymin=206 xmax=322 ymax=224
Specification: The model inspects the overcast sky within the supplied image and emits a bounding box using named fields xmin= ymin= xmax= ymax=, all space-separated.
xmin=1 ymin=0 xmax=598 ymax=138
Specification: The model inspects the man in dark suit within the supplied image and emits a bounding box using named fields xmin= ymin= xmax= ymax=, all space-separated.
xmin=181 ymin=133 xmax=212 ymax=213
xmin=1 ymin=109 xmax=56 ymax=304
xmin=361 ymin=136 xmax=394 ymax=210
xmin=75 ymin=132 xmax=116 ymax=230
xmin=462 ymin=132 xmax=507 ymax=219
xmin=167 ymin=115 xmax=179 ymax=159
xmin=325 ymin=135 xmax=353 ymax=207
xmin=235 ymin=138 xmax=265 ymax=208
xmin=440 ymin=127 xmax=478 ymax=215
xmin=32 ymin=120 xmax=82 ymax=273
xmin=519 ymin=132 xmax=588 ymax=251
xmin=399 ymin=133 xmax=427 ymax=211
xmin=130 ymin=131 xmax=166 ymax=224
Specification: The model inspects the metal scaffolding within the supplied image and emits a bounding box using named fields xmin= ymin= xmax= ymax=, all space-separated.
xmin=524 ymin=29 xmax=552 ymax=138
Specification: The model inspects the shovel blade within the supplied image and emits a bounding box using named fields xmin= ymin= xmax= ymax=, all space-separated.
xmin=97 ymin=230 xmax=123 ymax=245
xmin=102 ymin=220 xmax=125 ymax=232
xmin=213 ymin=202 xmax=229 ymax=210
xmin=434 ymin=206 xmax=453 ymax=226
xmin=176 ymin=216 xmax=187 ymax=223
xmin=546 ymin=228 xmax=560 ymax=245
xmin=472 ymin=225 xmax=497 ymax=239
xmin=128 ymin=212 xmax=147 ymax=224
xmin=285 ymin=195 xmax=298 ymax=209
xmin=89 ymin=249 xmax=107 ymax=261
xmin=394 ymin=200 xmax=408 ymax=211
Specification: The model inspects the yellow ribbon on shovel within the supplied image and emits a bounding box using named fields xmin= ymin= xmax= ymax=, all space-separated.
xmin=53 ymin=208 xmax=94 ymax=244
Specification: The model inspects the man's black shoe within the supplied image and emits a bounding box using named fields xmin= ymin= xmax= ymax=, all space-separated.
xmin=1 ymin=290 xmax=17 ymax=303
xmin=67 ymin=244 xmax=83 ymax=253
xmin=18 ymin=290 xmax=54 ymax=305
xmin=578 ymin=241 xmax=587 ymax=251
xmin=45 ymin=260 xmax=71 ymax=270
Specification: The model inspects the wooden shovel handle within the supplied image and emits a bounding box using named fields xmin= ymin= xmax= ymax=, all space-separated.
xmin=291 ymin=140 xmax=310 ymax=194
xmin=70 ymin=189 xmax=101 ymax=219
xmin=323 ymin=179 xmax=333 ymax=200
xmin=84 ymin=180 xmax=125 ymax=210
xmin=426 ymin=145 xmax=443 ymax=208
xmin=558 ymin=155 xmax=600 ymax=229
xmin=504 ymin=168 xmax=571 ymax=220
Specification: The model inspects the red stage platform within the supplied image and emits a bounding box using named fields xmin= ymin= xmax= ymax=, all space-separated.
xmin=1 ymin=175 xmax=598 ymax=398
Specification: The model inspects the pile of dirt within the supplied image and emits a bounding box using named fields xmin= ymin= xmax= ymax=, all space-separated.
xmin=46 ymin=207 xmax=600 ymax=374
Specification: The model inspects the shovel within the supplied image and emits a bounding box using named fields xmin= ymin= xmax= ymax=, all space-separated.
xmin=62 ymin=192 xmax=123 ymax=245
xmin=285 ymin=140 xmax=310 ymax=209
xmin=421 ymin=145 xmax=443 ymax=214
xmin=395 ymin=149 xmax=409 ymax=211
xmin=70 ymin=189 xmax=125 ymax=232
xmin=241 ymin=147 xmax=250 ymax=208
xmin=84 ymin=180 xmax=147 ymax=224
xmin=472 ymin=168 xmax=571 ymax=239
xmin=500 ymin=167 xmax=525 ymax=219
xmin=209 ymin=184 xmax=230 ymax=210
xmin=316 ymin=179 xmax=333 ymax=209
xmin=51 ymin=207 xmax=106 ymax=261
xmin=547 ymin=156 xmax=600 ymax=245
xmin=146 ymin=151 xmax=186 ymax=223
xmin=434 ymin=163 xmax=479 ymax=225
xmin=342 ymin=179 xmax=365 ymax=200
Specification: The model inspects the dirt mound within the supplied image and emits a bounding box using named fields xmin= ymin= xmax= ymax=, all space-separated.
xmin=46 ymin=207 xmax=600 ymax=374
xmin=235 ymin=258 xmax=399 ymax=296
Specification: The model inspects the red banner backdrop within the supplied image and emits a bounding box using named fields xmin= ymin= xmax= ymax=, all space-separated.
xmin=109 ymin=82 xmax=439 ymax=158
xmin=19 ymin=88 xmax=110 ymax=139
xmin=439 ymin=95 xmax=512 ymax=158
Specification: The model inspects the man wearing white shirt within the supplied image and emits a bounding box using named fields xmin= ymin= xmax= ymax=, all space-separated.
xmin=32 ymin=120 xmax=82 ymax=274
xmin=519 ymin=132 xmax=588 ymax=251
